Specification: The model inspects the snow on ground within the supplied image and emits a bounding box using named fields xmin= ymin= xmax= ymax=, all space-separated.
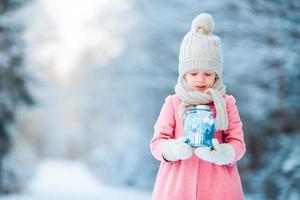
xmin=0 ymin=159 xmax=151 ymax=200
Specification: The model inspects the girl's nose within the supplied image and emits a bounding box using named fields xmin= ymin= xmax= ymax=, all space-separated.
xmin=196 ymin=74 xmax=205 ymax=82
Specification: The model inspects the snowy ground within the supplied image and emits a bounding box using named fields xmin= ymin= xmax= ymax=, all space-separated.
xmin=0 ymin=159 xmax=151 ymax=200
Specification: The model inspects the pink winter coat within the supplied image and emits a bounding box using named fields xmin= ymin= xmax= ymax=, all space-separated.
xmin=150 ymin=94 xmax=246 ymax=200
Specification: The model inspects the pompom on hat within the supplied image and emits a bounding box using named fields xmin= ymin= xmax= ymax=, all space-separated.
xmin=191 ymin=13 xmax=215 ymax=35
xmin=178 ymin=13 xmax=223 ymax=81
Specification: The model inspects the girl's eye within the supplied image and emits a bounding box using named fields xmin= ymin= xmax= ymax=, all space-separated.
xmin=205 ymin=73 xmax=212 ymax=76
xmin=190 ymin=73 xmax=197 ymax=76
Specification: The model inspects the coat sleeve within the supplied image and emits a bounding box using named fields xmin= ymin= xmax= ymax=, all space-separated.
xmin=223 ymin=95 xmax=246 ymax=165
xmin=150 ymin=95 xmax=176 ymax=162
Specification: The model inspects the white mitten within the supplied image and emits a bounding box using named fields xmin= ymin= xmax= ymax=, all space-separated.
xmin=194 ymin=139 xmax=236 ymax=165
xmin=162 ymin=137 xmax=193 ymax=161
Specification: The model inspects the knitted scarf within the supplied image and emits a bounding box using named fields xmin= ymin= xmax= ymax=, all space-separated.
xmin=174 ymin=76 xmax=228 ymax=131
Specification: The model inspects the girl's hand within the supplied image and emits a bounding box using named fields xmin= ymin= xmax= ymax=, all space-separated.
xmin=162 ymin=137 xmax=193 ymax=162
xmin=194 ymin=139 xmax=236 ymax=165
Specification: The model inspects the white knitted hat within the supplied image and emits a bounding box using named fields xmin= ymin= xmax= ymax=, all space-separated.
xmin=179 ymin=13 xmax=223 ymax=79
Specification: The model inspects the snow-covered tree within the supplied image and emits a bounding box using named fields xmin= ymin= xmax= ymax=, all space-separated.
xmin=0 ymin=0 xmax=33 ymax=193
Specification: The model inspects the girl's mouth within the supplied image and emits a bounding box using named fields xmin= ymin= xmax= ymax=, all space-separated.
xmin=196 ymin=86 xmax=206 ymax=90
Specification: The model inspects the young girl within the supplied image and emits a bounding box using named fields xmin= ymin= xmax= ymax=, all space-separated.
xmin=150 ymin=13 xmax=246 ymax=200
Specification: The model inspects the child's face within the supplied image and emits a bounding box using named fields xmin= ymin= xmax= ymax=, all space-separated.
xmin=184 ymin=69 xmax=217 ymax=92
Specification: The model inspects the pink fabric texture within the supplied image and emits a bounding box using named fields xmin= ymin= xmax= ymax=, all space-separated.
xmin=150 ymin=94 xmax=246 ymax=200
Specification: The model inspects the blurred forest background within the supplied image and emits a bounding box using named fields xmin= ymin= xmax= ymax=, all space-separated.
xmin=0 ymin=0 xmax=299 ymax=199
